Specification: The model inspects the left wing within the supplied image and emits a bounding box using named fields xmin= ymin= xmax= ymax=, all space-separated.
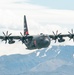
xmin=49 ymin=30 xmax=74 ymax=42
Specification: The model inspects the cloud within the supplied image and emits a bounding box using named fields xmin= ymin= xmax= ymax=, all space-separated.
xmin=0 ymin=0 xmax=29 ymax=4
xmin=0 ymin=3 xmax=74 ymax=35
xmin=0 ymin=42 xmax=35 ymax=56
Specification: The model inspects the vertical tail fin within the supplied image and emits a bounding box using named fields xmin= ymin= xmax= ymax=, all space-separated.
xmin=24 ymin=15 xmax=29 ymax=35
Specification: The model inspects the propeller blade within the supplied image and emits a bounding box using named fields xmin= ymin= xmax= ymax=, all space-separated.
xmin=3 ymin=32 xmax=5 ymax=36
xmin=5 ymin=40 xmax=7 ymax=44
xmin=73 ymin=36 xmax=74 ymax=42
xmin=68 ymin=29 xmax=73 ymax=34
xmin=18 ymin=39 xmax=22 ymax=42
xmin=52 ymin=31 xmax=55 ymax=35
xmin=1 ymin=39 xmax=4 ymax=41
xmin=8 ymin=33 xmax=12 ymax=36
xmin=69 ymin=38 xmax=72 ymax=41
xmin=20 ymin=32 xmax=23 ymax=36
xmin=56 ymin=30 xmax=58 ymax=35
xmin=71 ymin=29 xmax=73 ymax=34
xmin=68 ymin=31 xmax=71 ymax=34
xmin=19 ymin=32 xmax=25 ymax=44
xmin=6 ymin=31 xmax=8 ymax=36
xmin=18 ymin=39 xmax=21 ymax=41
xmin=58 ymin=33 xmax=61 ymax=36
xmin=55 ymin=40 xmax=56 ymax=43
xmin=55 ymin=39 xmax=57 ymax=43
xmin=22 ymin=41 xmax=24 ymax=44
xmin=68 ymin=29 xmax=74 ymax=40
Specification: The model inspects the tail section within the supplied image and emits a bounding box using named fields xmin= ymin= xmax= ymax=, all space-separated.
xmin=24 ymin=15 xmax=29 ymax=35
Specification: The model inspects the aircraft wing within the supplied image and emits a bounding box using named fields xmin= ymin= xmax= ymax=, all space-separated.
xmin=0 ymin=36 xmax=19 ymax=39
xmin=49 ymin=34 xmax=70 ymax=39
xmin=48 ymin=29 xmax=74 ymax=42
xmin=0 ymin=35 xmax=33 ymax=39
xmin=0 ymin=35 xmax=33 ymax=44
xmin=49 ymin=33 xmax=74 ymax=42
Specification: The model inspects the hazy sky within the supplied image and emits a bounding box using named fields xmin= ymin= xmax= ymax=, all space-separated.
xmin=30 ymin=0 xmax=74 ymax=10
xmin=0 ymin=0 xmax=74 ymax=55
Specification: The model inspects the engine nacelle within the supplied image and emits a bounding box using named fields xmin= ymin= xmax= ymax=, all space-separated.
xmin=8 ymin=40 xmax=15 ymax=44
xmin=58 ymin=38 xmax=65 ymax=43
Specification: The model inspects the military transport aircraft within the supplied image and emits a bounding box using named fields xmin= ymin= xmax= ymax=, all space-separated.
xmin=0 ymin=15 xmax=74 ymax=50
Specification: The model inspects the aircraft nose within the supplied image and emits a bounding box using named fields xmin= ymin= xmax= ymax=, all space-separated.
xmin=43 ymin=38 xmax=50 ymax=47
xmin=45 ymin=38 xmax=50 ymax=44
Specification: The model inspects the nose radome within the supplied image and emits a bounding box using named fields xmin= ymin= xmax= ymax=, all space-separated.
xmin=45 ymin=38 xmax=49 ymax=41
xmin=45 ymin=38 xmax=50 ymax=44
xmin=44 ymin=38 xmax=50 ymax=47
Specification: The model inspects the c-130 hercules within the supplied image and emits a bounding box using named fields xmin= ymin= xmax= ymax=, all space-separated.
xmin=0 ymin=15 xmax=74 ymax=50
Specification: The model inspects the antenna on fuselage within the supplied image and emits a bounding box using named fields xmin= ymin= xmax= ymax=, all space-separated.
xmin=24 ymin=15 xmax=29 ymax=36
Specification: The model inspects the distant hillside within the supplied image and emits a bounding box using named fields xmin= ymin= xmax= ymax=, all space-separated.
xmin=0 ymin=46 xmax=74 ymax=75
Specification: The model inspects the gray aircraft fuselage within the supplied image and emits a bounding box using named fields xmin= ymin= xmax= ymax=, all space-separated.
xmin=24 ymin=34 xmax=51 ymax=50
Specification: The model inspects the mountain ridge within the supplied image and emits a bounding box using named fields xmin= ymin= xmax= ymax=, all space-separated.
xmin=0 ymin=45 xmax=74 ymax=75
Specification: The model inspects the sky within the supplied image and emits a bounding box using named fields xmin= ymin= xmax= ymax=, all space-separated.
xmin=0 ymin=0 xmax=74 ymax=56
xmin=30 ymin=0 xmax=74 ymax=10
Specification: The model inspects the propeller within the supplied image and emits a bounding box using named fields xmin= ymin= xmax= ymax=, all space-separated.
xmin=52 ymin=30 xmax=61 ymax=43
xmin=68 ymin=29 xmax=74 ymax=41
xmin=19 ymin=32 xmax=25 ymax=44
xmin=2 ymin=31 xmax=12 ymax=43
xmin=19 ymin=32 xmax=33 ymax=44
